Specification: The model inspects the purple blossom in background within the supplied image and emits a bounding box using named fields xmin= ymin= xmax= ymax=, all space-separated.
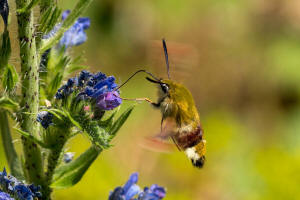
xmin=0 ymin=168 xmax=41 ymax=200
xmin=59 ymin=10 xmax=90 ymax=48
xmin=43 ymin=10 xmax=90 ymax=49
xmin=109 ymin=172 xmax=166 ymax=200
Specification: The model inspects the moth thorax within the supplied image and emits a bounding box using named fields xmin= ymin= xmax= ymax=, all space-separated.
xmin=184 ymin=139 xmax=206 ymax=168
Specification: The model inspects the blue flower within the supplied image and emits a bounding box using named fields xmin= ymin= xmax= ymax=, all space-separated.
xmin=0 ymin=191 xmax=13 ymax=200
xmin=138 ymin=185 xmax=166 ymax=200
xmin=109 ymin=173 xmax=166 ymax=200
xmin=0 ymin=168 xmax=41 ymax=200
xmin=43 ymin=10 xmax=90 ymax=49
xmin=109 ymin=173 xmax=141 ymax=200
xmin=55 ymin=70 xmax=122 ymax=110
xmin=59 ymin=10 xmax=90 ymax=48
xmin=37 ymin=111 xmax=53 ymax=129
xmin=63 ymin=152 xmax=75 ymax=163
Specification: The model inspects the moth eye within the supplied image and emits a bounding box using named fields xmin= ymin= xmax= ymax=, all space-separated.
xmin=161 ymin=83 xmax=169 ymax=93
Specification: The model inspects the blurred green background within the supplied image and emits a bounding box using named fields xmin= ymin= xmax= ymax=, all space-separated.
xmin=2 ymin=0 xmax=300 ymax=199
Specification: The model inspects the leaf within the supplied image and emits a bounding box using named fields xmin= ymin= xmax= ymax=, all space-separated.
xmin=38 ymin=6 xmax=62 ymax=36
xmin=0 ymin=111 xmax=24 ymax=179
xmin=48 ymin=73 xmax=63 ymax=98
xmin=109 ymin=106 xmax=134 ymax=140
xmin=17 ymin=0 xmax=40 ymax=13
xmin=2 ymin=64 xmax=18 ymax=91
xmin=13 ymin=127 xmax=50 ymax=148
xmin=0 ymin=30 xmax=11 ymax=70
xmin=98 ymin=110 xmax=117 ymax=128
xmin=0 ymin=96 xmax=19 ymax=110
xmin=51 ymin=145 xmax=101 ymax=188
xmin=64 ymin=109 xmax=82 ymax=130
xmin=0 ymin=0 xmax=9 ymax=26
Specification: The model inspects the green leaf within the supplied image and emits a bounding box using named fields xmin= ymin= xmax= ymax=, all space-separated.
xmin=98 ymin=110 xmax=117 ymax=128
xmin=2 ymin=64 xmax=18 ymax=91
xmin=38 ymin=6 xmax=62 ymax=36
xmin=109 ymin=106 xmax=134 ymax=140
xmin=0 ymin=30 xmax=11 ymax=70
xmin=0 ymin=111 xmax=24 ymax=179
xmin=13 ymin=127 xmax=50 ymax=148
xmin=0 ymin=96 xmax=19 ymax=110
xmin=51 ymin=145 xmax=101 ymax=188
xmin=64 ymin=109 xmax=82 ymax=130
xmin=17 ymin=0 xmax=40 ymax=13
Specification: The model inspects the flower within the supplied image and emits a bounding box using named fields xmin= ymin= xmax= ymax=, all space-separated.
xmin=0 ymin=168 xmax=41 ymax=200
xmin=43 ymin=10 xmax=90 ymax=49
xmin=59 ymin=10 xmax=90 ymax=48
xmin=0 ymin=191 xmax=13 ymax=200
xmin=63 ymin=152 xmax=75 ymax=163
xmin=96 ymin=91 xmax=122 ymax=110
xmin=55 ymin=70 xmax=122 ymax=110
xmin=37 ymin=111 xmax=53 ymax=129
xmin=138 ymin=185 xmax=166 ymax=200
xmin=109 ymin=173 xmax=166 ymax=200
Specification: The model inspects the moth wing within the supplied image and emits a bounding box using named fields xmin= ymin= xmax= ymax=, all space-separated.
xmin=138 ymin=117 xmax=180 ymax=153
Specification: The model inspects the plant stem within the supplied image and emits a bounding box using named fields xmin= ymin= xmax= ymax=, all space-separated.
xmin=0 ymin=110 xmax=24 ymax=179
xmin=15 ymin=0 xmax=44 ymax=190
xmin=43 ymin=129 xmax=69 ymax=199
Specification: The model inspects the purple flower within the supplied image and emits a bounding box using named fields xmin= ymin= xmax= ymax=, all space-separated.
xmin=0 ymin=191 xmax=13 ymax=200
xmin=109 ymin=173 xmax=166 ymax=200
xmin=59 ymin=10 xmax=90 ymax=48
xmin=96 ymin=91 xmax=122 ymax=110
xmin=37 ymin=111 xmax=53 ymax=129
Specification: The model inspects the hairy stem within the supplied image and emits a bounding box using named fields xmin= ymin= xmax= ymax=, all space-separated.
xmin=43 ymin=129 xmax=69 ymax=199
xmin=0 ymin=111 xmax=24 ymax=179
xmin=15 ymin=0 xmax=44 ymax=190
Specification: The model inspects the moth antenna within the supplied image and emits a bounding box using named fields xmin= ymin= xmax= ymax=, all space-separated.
xmin=114 ymin=69 xmax=160 ymax=91
xmin=162 ymin=38 xmax=171 ymax=79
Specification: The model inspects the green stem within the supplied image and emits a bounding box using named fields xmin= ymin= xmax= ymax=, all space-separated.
xmin=0 ymin=110 xmax=24 ymax=179
xmin=44 ymin=130 xmax=69 ymax=199
xmin=15 ymin=0 xmax=44 ymax=190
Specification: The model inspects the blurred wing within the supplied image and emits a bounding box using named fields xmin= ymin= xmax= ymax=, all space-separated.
xmin=139 ymin=117 xmax=181 ymax=152
xmin=146 ymin=40 xmax=199 ymax=82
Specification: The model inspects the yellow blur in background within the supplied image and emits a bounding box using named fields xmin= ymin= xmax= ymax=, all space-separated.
xmin=2 ymin=0 xmax=300 ymax=199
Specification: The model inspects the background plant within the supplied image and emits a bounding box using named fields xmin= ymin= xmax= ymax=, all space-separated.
xmin=0 ymin=0 xmax=136 ymax=199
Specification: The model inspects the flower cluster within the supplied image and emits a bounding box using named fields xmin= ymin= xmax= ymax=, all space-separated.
xmin=55 ymin=70 xmax=122 ymax=110
xmin=109 ymin=173 xmax=166 ymax=200
xmin=37 ymin=111 xmax=54 ymax=129
xmin=43 ymin=10 xmax=90 ymax=49
xmin=0 ymin=168 xmax=41 ymax=200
